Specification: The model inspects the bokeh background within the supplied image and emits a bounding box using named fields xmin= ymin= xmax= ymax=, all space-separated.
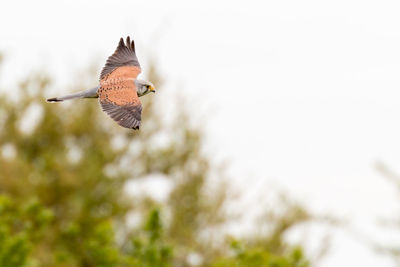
xmin=1 ymin=0 xmax=400 ymax=266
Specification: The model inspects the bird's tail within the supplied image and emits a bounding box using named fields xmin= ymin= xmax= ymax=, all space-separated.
xmin=47 ymin=87 xmax=99 ymax=102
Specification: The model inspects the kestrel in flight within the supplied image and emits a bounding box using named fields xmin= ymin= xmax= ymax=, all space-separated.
xmin=47 ymin=36 xmax=155 ymax=130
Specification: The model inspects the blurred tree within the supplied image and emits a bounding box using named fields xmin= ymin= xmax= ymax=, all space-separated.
xmin=212 ymin=240 xmax=308 ymax=267
xmin=0 ymin=195 xmax=53 ymax=267
xmin=373 ymin=162 xmax=400 ymax=266
xmin=0 ymin=57 xmax=312 ymax=267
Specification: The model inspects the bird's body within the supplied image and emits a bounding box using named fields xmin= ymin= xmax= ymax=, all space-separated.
xmin=47 ymin=36 xmax=155 ymax=130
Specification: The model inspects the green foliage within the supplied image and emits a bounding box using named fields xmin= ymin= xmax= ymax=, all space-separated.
xmin=129 ymin=209 xmax=172 ymax=267
xmin=212 ymin=241 xmax=309 ymax=267
xmin=0 ymin=59 xmax=312 ymax=266
xmin=0 ymin=195 xmax=53 ymax=267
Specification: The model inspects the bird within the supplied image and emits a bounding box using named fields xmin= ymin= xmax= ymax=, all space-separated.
xmin=47 ymin=36 xmax=155 ymax=130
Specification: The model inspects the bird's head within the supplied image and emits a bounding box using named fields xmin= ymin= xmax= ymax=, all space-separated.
xmin=135 ymin=79 xmax=156 ymax=97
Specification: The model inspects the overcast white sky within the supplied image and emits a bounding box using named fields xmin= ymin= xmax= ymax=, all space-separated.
xmin=1 ymin=0 xmax=400 ymax=266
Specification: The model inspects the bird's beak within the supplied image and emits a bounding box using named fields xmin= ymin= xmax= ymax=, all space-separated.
xmin=150 ymin=86 xmax=156 ymax=93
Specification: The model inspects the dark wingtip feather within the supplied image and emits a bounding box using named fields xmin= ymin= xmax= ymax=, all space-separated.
xmin=131 ymin=39 xmax=135 ymax=52
xmin=125 ymin=36 xmax=135 ymax=52
xmin=117 ymin=38 xmax=125 ymax=50
xmin=46 ymin=97 xmax=63 ymax=102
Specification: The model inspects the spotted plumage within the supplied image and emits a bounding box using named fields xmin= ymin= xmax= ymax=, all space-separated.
xmin=47 ymin=36 xmax=156 ymax=130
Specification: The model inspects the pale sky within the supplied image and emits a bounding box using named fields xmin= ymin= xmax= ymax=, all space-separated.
xmin=1 ymin=0 xmax=400 ymax=266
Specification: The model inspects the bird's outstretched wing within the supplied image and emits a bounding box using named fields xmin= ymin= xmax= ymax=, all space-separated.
xmin=98 ymin=37 xmax=143 ymax=130
xmin=100 ymin=36 xmax=141 ymax=80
